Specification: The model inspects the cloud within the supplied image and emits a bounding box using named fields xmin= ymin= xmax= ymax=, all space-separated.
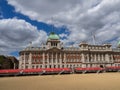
xmin=59 ymin=33 xmax=68 ymax=38
xmin=0 ymin=18 xmax=47 ymax=55
xmin=7 ymin=0 xmax=83 ymax=21
xmin=7 ymin=0 xmax=120 ymax=47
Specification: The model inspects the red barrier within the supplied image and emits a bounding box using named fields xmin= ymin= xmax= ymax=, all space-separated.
xmin=22 ymin=69 xmax=43 ymax=73
xmin=62 ymin=68 xmax=71 ymax=72
xmin=86 ymin=67 xmax=103 ymax=71
xmin=3 ymin=66 xmax=120 ymax=76
xmin=0 ymin=69 xmax=20 ymax=74
xmin=106 ymin=66 xmax=120 ymax=70
xmin=75 ymin=68 xmax=87 ymax=71
xmin=75 ymin=67 xmax=104 ymax=71
xmin=43 ymin=68 xmax=71 ymax=72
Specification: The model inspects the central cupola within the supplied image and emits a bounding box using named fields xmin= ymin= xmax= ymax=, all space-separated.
xmin=48 ymin=32 xmax=60 ymax=40
xmin=46 ymin=32 xmax=61 ymax=49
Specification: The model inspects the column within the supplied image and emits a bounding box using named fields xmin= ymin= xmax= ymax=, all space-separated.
xmin=91 ymin=54 xmax=93 ymax=62
xmin=47 ymin=53 xmax=49 ymax=68
xmin=19 ymin=55 xmax=22 ymax=69
xmin=81 ymin=53 xmax=85 ymax=63
xmin=58 ymin=53 xmax=59 ymax=63
xmin=93 ymin=54 xmax=95 ymax=62
xmin=101 ymin=54 xmax=104 ymax=61
xmin=56 ymin=52 xmax=58 ymax=68
xmin=24 ymin=53 xmax=26 ymax=69
xmin=87 ymin=54 xmax=90 ymax=62
xmin=52 ymin=53 xmax=53 ymax=68
xmin=29 ymin=52 xmax=32 ymax=69
xmin=60 ymin=53 xmax=62 ymax=68
xmin=74 ymin=54 xmax=76 ymax=62
xmin=56 ymin=53 xmax=58 ymax=64
xmin=94 ymin=54 xmax=96 ymax=63
xmin=91 ymin=54 xmax=94 ymax=62
xmin=64 ymin=53 xmax=66 ymax=68
xmin=105 ymin=53 xmax=109 ymax=62
xmin=98 ymin=54 xmax=100 ymax=62
xmin=96 ymin=54 xmax=98 ymax=62
xmin=110 ymin=54 xmax=113 ymax=63
xmin=43 ymin=52 xmax=45 ymax=68
xmin=81 ymin=53 xmax=85 ymax=68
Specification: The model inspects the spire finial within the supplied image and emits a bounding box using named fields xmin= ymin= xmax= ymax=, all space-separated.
xmin=92 ymin=32 xmax=96 ymax=45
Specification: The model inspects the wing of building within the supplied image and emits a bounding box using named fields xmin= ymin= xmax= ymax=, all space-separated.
xmin=19 ymin=32 xmax=120 ymax=69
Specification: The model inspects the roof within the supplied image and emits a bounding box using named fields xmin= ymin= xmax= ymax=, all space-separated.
xmin=48 ymin=32 xmax=60 ymax=40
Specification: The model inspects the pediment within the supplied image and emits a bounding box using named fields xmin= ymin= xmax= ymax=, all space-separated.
xmin=46 ymin=47 xmax=62 ymax=52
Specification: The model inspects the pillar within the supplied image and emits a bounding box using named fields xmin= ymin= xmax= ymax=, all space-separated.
xmin=64 ymin=53 xmax=66 ymax=68
xmin=56 ymin=52 xmax=58 ymax=68
xmin=24 ymin=53 xmax=26 ymax=69
xmin=19 ymin=54 xmax=22 ymax=69
xmin=60 ymin=53 xmax=62 ymax=68
xmin=105 ymin=53 xmax=109 ymax=62
xmin=47 ymin=53 xmax=49 ymax=68
xmin=101 ymin=54 xmax=104 ymax=61
xmin=43 ymin=52 xmax=45 ymax=68
xmin=81 ymin=53 xmax=85 ymax=63
xmin=52 ymin=53 xmax=53 ymax=68
xmin=29 ymin=52 xmax=32 ymax=69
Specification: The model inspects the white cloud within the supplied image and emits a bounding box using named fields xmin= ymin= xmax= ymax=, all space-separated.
xmin=0 ymin=18 xmax=47 ymax=55
xmin=7 ymin=0 xmax=120 ymax=47
xmin=7 ymin=0 xmax=83 ymax=21
xmin=59 ymin=33 xmax=67 ymax=38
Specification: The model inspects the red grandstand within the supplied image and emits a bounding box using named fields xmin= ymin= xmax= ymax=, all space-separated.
xmin=0 ymin=66 xmax=120 ymax=76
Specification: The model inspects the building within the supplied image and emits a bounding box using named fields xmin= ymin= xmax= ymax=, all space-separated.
xmin=0 ymin=55 xmax=18 ymax=69
xmin=19 ymin=32 xmax=120 ymax=69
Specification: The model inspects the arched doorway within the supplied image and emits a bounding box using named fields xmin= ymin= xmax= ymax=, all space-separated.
xmin=100 ymin=65 xmax=104 ymax=68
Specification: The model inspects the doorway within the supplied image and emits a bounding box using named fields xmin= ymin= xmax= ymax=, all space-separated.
xmin=100 ymin=65 xmax=104 ymax=68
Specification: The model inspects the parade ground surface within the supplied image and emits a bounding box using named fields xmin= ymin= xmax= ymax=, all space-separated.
xmin=0 ymin=73 xmax=120 ymax=90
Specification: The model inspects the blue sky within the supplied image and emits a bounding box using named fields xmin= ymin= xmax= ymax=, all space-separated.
xmin=0 ymin=0 xmax=120 ymax=58
xmin=0 ymin=0 xmax=67 ymax=34
xmin=0 ymin=0 xmax=68 ymax=57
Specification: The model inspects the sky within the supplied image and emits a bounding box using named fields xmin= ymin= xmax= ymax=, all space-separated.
xmin=0 ymin=0 xmax=120 ymax=58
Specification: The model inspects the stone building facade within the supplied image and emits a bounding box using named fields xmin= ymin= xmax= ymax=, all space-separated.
xmin=19 ymin=32 xmax=120 ymax=69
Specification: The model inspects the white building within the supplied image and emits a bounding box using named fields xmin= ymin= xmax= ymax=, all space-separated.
xmin=19 ymin=32 xmax=120 ymax=69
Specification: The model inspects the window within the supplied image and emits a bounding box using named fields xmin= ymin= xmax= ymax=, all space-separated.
xmin=67 ymin=65 xmax=69 ymax=68
xmin=25 ymin=66 xmax=28 ymax=69
xmin=50 ymin=65 xmax=51 ymax=68
xmin=32 ymin=66 xmax=34 ymax=69
xmin=21 ymin=66 xmax=23 ymax=69
xmin=45 ymin=65 xmax=47 ymax=68
xmin=58 ymin=65 xmax=60 ymax=68
xmin=36 ymin=65 xmax=39 ymax=69
xmin=40 ymin=65 xmax=42 ymax=68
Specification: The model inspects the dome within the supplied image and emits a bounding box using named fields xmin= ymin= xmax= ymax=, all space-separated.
xmin=118 ymin=41 xmax=120 ymax=45
xmin=117 ymin=41 xmax=120 ymax=48
xmin=48 ymin=32 xmax=60 ymax=40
